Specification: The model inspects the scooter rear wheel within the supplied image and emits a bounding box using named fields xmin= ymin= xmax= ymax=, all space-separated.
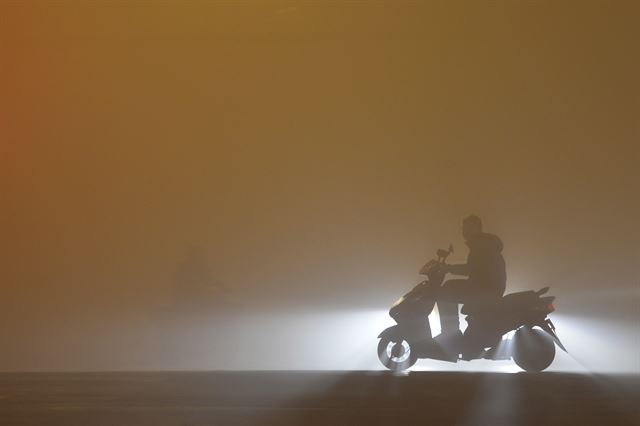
xmin=377 ymin=335 xmax=417 ymax=372
xmin=512 ymin=327 xmax=556 ymax=372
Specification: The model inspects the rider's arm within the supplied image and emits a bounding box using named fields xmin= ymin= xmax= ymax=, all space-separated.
xmin=446 ymin=263 xmax=470 ymax=276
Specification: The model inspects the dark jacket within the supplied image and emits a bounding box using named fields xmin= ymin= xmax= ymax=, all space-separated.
xmin=449 ymin=232 xmax=506 ymax=295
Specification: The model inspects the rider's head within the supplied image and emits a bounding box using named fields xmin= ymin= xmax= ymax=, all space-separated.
xmin=462 ymin=215 xmax=482 ymax=241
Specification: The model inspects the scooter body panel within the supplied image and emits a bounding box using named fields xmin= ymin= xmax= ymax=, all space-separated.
xmin=382 ymin=282 xmax=564 ymax=364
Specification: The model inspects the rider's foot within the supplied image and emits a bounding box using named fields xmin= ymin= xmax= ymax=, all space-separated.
xmin=435 ymin=330 xmax=463 ymax=340
xmin=460 ymin=333 xmax=488 ymax=361
xmin=434 ymin=330 xmax=464 ymax=356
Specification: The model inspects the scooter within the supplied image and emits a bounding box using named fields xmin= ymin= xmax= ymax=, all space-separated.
xmin=377 ymin=246 xmax=567 ymax=372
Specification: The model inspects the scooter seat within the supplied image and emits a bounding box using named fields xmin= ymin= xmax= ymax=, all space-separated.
xmin=461 ymin=290 xmax=541 ymax=316
xmin=460 ymin=302 xmax=495 ymax=315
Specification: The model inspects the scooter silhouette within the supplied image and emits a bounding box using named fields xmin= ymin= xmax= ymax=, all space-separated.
xmin=377 ymin=246 xmax=567 ymax=372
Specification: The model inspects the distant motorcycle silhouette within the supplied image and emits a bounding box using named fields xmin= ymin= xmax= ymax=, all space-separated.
xmin=377 ymin=246 xmax=567 ymax=372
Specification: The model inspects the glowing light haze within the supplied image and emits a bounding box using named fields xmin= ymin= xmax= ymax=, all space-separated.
xmin=1 ymin=2 xmax=638 ymax=373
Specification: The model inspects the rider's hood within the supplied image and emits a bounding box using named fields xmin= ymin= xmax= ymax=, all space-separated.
xmin=466 ymin=232 xmax=503 ymax=254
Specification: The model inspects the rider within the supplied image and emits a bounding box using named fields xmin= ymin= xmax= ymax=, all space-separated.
xmin=438 ymin=215 xmax=506 ymax=339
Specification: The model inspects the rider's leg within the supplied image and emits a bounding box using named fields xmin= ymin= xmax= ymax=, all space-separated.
xmin=437 ymin=279 xmax=471 ymax=335
xmin=460 ymin=288 xmax=504 ymax=359
xmin=438 ymin=301 xmax=459 ymax=334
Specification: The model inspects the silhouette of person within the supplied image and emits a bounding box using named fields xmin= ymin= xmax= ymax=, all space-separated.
xmin=437 ymin=215 xmax=506 ymax=337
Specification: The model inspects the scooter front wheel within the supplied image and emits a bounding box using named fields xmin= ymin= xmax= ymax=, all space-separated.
xmin=377 ymin=333 xmax=417 ymax=372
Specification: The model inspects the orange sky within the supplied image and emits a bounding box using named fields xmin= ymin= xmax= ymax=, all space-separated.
xmin=1 ymin=2 xmax=638 ymax=370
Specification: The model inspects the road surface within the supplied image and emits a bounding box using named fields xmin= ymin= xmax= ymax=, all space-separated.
xmin=0 ymin=371 xmax=637 ymax=425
